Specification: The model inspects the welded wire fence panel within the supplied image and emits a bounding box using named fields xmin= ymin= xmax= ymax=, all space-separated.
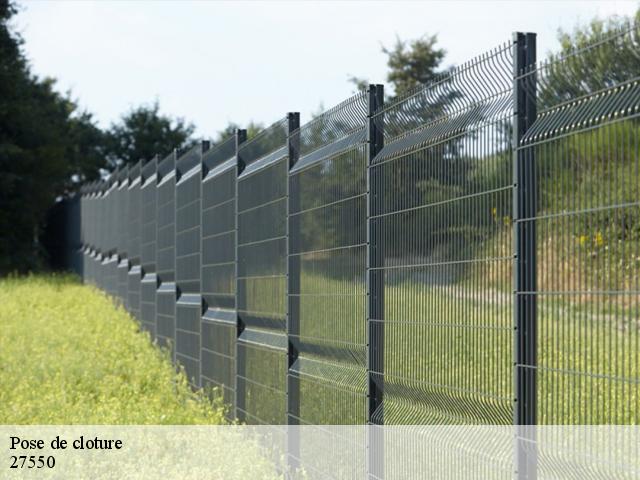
xmin=97 ymin=184 xmax=105 ymax=286
xmin=175 ymin=144 xmax=207 ymax=387
xmin=141 ymin=158 xmax=158 ymax=337
xmin=89 ymin=184 xmax=99 ymax=285
xmin=78 ymin=187 xmax=86 ymax=279
xmin=63 ymin=26 xmax=640 ymax=441
xmin=127 ymin=161 xmax=143 ymax=321
xmin=156 ymin=153 xmax=177 ymax=357
xmin=98 ymin=186 xmax=105 ymax=286
xmin=236 ymin=118 xmax=290 ymax=424
xmin=100 ymin=183 xmax=110 ymax=290
xmin=201 ymin=135 xmax=242 ymax=409
xmin=83 ymin=184 xmax=94 ymax=284
xmin=104 ymin=175 xmax=119 ymax=297
xmin=79 ymin=186 xmax=89 ymax=283
xmin=288 ymin=93 xmax=370 ymax=426
xmin=518 ymin=24 xmax=640 ymax=425
xmin=83 ymin=185 xmax=92 ymax=282
xmin=66 ymin=194 xmax=82 ymax=277
xmin=370 ymin=41 xmax=516 ymax=426
xmin=116 ymin=167 xmax=130 ymax=306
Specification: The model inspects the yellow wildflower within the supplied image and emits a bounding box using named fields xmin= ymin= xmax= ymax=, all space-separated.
xmin=594 ymin=231 xmax=604 ymax=247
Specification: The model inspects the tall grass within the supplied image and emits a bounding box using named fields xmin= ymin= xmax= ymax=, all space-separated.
xmin=0 ymin=274 xmax=225 ymax=424
xmin=289 ymin=270 xmax=638 ymax=425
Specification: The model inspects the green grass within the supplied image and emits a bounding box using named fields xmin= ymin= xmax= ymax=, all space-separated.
xmin=0 ymin=274 xmax=225 ymax=425
xmin=290 ymin=270 xmax=638 ymax=425
xmin=2 ymin=271 xmax=635 ymax=427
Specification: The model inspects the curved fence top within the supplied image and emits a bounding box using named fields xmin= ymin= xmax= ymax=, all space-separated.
xmin=202 ymin=135 xmax=238 ymax=176
xmin=157 ymin=151 xmax=176 ymax=183
xmin=141 ymin=156 xmax=158 ymax=185
xmin=520 ymin=21 xmax=640 ymax=145
xmin=291 ymin=90 xmax=369 ymax=173
xmin=373 ymin=40 xmax=515 ymax=164
xmin=238 ymin=117 xmax=289 ymax=176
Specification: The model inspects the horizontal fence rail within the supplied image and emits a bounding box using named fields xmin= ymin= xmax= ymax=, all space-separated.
xmin=53 ymin=25 xmax=640 ymax=478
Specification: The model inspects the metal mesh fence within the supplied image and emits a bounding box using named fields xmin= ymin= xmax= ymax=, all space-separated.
xmin=288 ymin=92 xmax=370 ymax=426
xmin=201 ymin=134 xmax=244 ymax=411
xmin=127 ymin=161 xmax=143 ymax=322
xmin=90 ymin=183 xmax=101 ymax=286
xmin=81 ymin=183 xmax=94 ymax=285
xmin=175 ymin=143 xmax=208 ymax=387
xmin=62 ymin=27 xmax=640 ymax=447
xmin=95 ymin=184 xmax=105 ymax=289
xmin=370 ymin=40 xmax=516 ymax=425
xmin=141 ymin=158 xmax=158 ymax=337
xmin=236 ymin=118 xmax=290 ymax=424
xmin=518 ymin=23 xmax=640 ymax=425
xmin=79 ymin=185 xmax=89 ymax=283
xmin=116 ymin=167 xmax=130 ymax=306
xmin=156 ymin=152 xmax=177 ymax=358
xmin=104 ymin=174 xmax=119 ymax=297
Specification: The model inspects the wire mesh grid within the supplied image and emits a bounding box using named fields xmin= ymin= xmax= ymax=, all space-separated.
xmin=203 ymin=135 xmax=237 ymax=173
xmin=127 ymin=161 xmax=143 ymax=322
xmin=156 ymin=152 xmax=177 ymax=358
xmin=288 ymin=91 xmax=370 ymax=427
xmin=370 ymin=40 xmax=516 ymax=425
xmin=175 ymin=145 xmax=206 ymax=387
xmin=517 ymin=21 xmax=640 ymax=425
xmin=116 ymin=167 xmax=130 ymax=307
xmin=104 ymin=174 xmax=119 ymax=297
xmin=201 ymin=136 xmax=241 ymax=410
xmin=94 ymin=184 xmax=105 ymax=290
xmin=295 ymin=90 xmax=368 ymax=160
xmin=239 ymin=117 xmax=288 ymax=167
xmin=64 ymin=26 xmax=640 ymax=449
xmin=236 ymin=119 xmax=290 ymax=425
xmin=140 ymin=157 xmax=158 ymax=337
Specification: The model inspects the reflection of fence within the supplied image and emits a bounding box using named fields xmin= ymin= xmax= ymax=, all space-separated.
xmin=57 ymin=26 xmax=639 ymax=473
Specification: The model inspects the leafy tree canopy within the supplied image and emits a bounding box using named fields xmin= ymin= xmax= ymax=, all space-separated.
xmin=0 ymin=0 xmax=106 ymax=272
xmin=383 ymin=34 xmax=447 ymax=96
xmin=105 ymin=101 xmax=195 ymax=166
xmin=349 ymin=34 xmax=448 ymax=97
xmin=541 ymin=9 xmax=640 ymax=107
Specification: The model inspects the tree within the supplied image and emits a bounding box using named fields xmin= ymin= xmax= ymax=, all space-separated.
xmin=65 ymin=110 xmax=108 ymax=187
xmin=0 ymin=0 xmax=108 ymax=273
xmin=535 ymin=9 xmax=640 ymax=249
xmin=213 ymin=120 xmax=264 ymax=146
xmin=540 ymin=11 xmax=640 ymax=107
xmin=349 ymin=34 xmax=448 ymax=97
xmin=105 ymin=101 xmax=195 ymax=167
xmin=384 ymin=34 xmax=448 ymax=96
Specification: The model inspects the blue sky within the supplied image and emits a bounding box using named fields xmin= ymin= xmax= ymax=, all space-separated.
xmin=13 ymin=1 xmax=638 ymax=137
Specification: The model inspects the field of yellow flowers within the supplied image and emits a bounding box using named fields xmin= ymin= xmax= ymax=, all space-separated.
xmin=0 ymin=275 xmax=226 ymax=424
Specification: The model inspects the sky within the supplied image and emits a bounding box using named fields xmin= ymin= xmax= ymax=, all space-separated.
xmin=13 ymin=0 xmax=639 ymax=138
